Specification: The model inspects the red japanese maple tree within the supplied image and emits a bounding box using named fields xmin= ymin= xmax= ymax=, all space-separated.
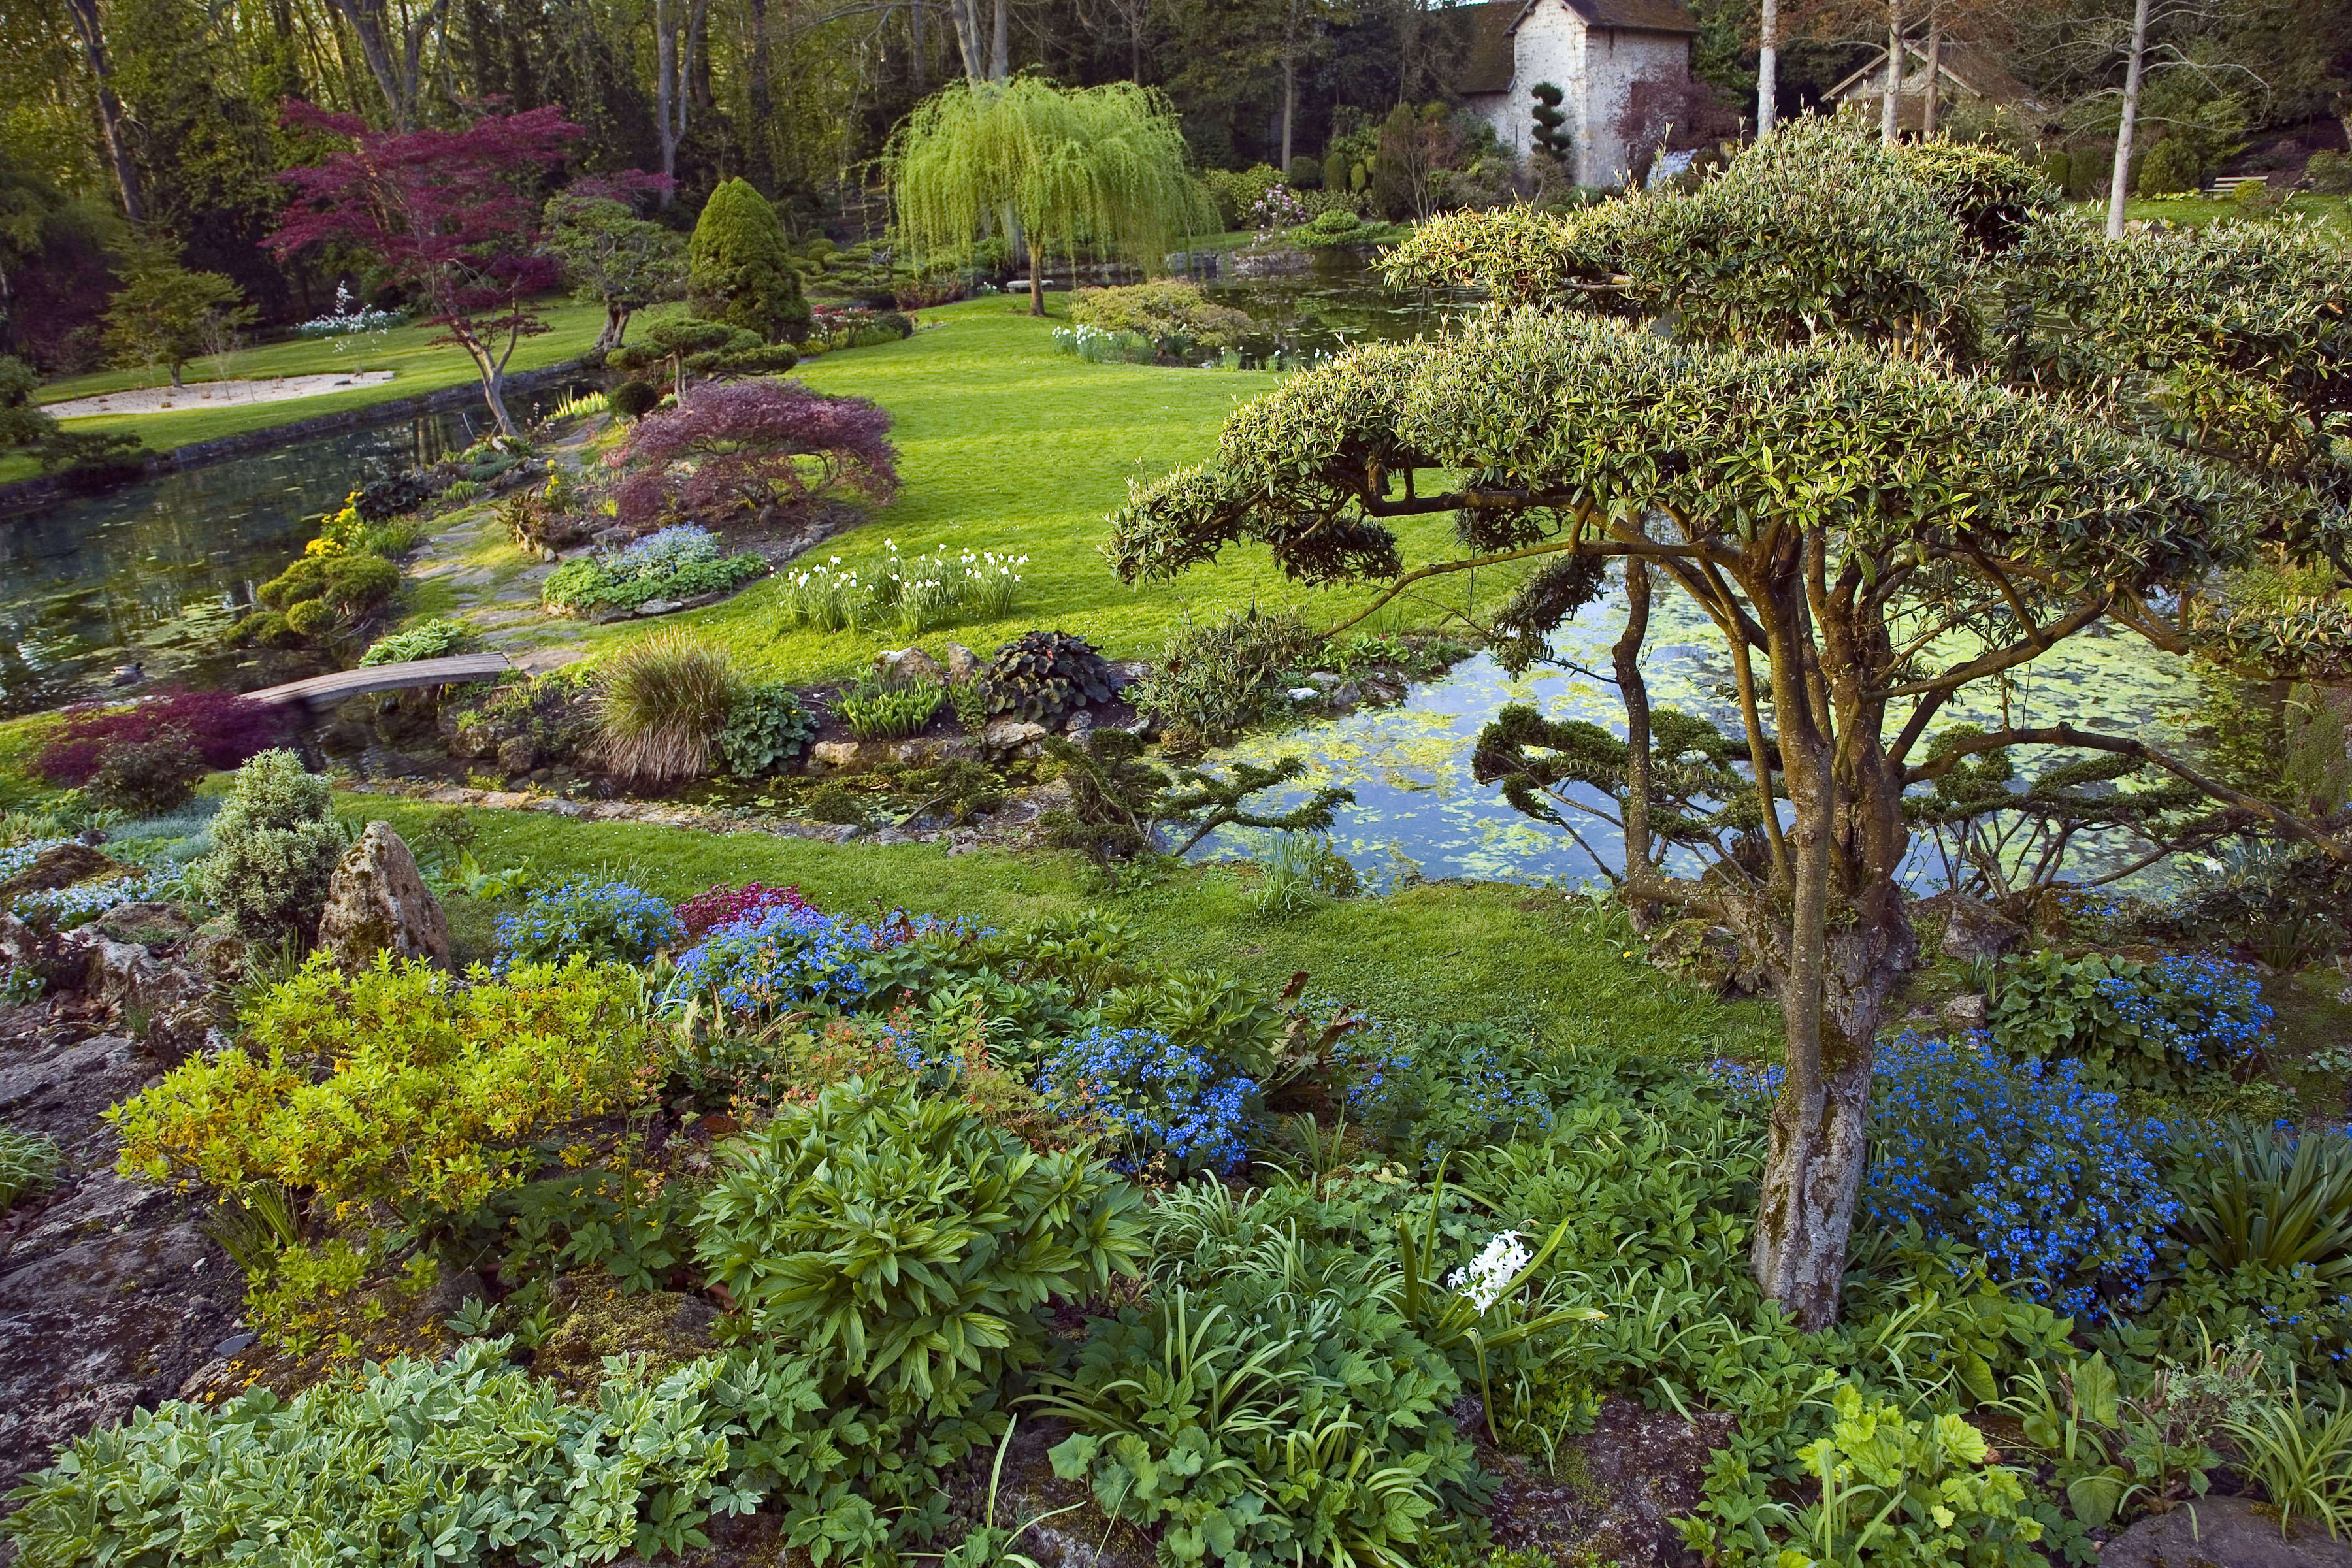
xmin=270 ymin=101 xmax=585 ymax=437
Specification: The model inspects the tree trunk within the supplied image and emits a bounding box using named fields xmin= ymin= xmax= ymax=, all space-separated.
xmin=949 ymin=0 xmax=983 ymax=80
xmin=1614 ymin=559 xmax=1654 ymax=898
xmin=598 ymin=301 xmax=630 ymax=351
xmin=989 ymin=0 xmax=1007 ymax=79
xmin=1919 ymin=9 xmax=1942 ymax=138
xmin=1880 ymin=0 xmax=1904 ymax=144
xmin=747 ymin=0 xmax=774 ymax=189
xmin=909 ymin=0 xmax=926 ymax=88
xmin=2106 ymin=0 xmax=2151 ymax=240
xmin=1281 ymin=54 xmax=1298 ymax=174
xmin=1756 ymin=0 xmax=1778 ymax=139
xmin=655 ymin=0 xmax=678 ymax=203
xmin=61 ymin=0 xmax=144 ymax=222
xmin=470 ymin=348 xmax=519 ymax=438
xmin=689 ymin=0 xmax=711 ymax=115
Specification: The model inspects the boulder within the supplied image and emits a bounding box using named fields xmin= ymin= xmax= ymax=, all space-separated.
xmin=1940 ymin=898 xmax=2024 ymax=964
xmin=941 ymin=642 xmax=981 ymax=681
xmin=316 ymin=822 xmax=450 ymax=972
xmin=809 ymin=740 xmax=864 ymax=771
xmin=0 ymin=843 xmax=135 ymax=906
xmin=2100 ymin=1494 xmax=2352 ymax=1568
xmin=874 ymin=647 xmax=947 ymax=685
xmin=983 ymin=718 xmax=1051 ymax=759
xmin=1941 ymin=992 xmax=1989 ymax=1032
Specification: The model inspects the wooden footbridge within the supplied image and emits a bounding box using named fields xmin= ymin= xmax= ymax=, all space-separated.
xmin=243 ymin=653 xmax=513 ymax=711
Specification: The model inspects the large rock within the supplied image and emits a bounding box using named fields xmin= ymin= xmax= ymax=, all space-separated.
xmin=0 ymin=843 xmax=134 ymax=905
xmin=941 ymin=642 xmax=981 ymax=681
xmin=983 ymin=718 xmax=1051 ymax=759
xmin=874 ymin=647 xmax=946 ymax=685
xmin=1480 ymin=1394 xmax=1737 ymax=1568
xmin=317 ymin=821 xmax=449 ymax=972
xmin=2100 ymin=1493 xmax=2352 ymax=1568
xmin=1939 ymin=897 xmax=2024 ymax=965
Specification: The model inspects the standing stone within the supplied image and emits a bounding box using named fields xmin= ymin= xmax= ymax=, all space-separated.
xmin=942 ymin=642 xmax=981 ymax=681
xmin=874 ymin=647 xmax=947 ymax=685
xmin=316 ymin=822 xmax=449 ymax=971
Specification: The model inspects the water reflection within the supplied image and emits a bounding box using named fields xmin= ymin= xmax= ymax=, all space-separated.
xmin=0 ymin=387 xmax=580 ymax=713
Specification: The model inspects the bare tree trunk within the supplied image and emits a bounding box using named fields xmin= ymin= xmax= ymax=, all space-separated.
xmin=689 ymin=0 xmax=711 ymax=116
xmin=1880 ymin=0 xmax=1904 ymax=144
xmin=62 ymin=0 xmax=144 ymax=220
xmin=2105 ymin=0 xmax=2150 ymax=240
xmin=1919 ymin=6 xmax=1942 ymax=138
xmin=989 ymin=0 xmax=1007 ymax=79
xmin=909 ymin=0 xmax=926 ymax=88
xmin=655 ymin=0 xmax=678 ymax=202
xmin=1756 ymin=0 xmax=1777 ymax=138
xmin=949 ymin=0 xmax=983 ymax=80
xmin=747 ymin=0 xmax=774 ymax=188
xmin=1281 ymin=54 xmax=1298 ymax=173
xmin=1614 ymin=560 xmax=1654 ymax=899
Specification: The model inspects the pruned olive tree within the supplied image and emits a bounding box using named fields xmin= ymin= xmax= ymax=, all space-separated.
xmin=1109 ymin=118 xmax=2352 ymax=1329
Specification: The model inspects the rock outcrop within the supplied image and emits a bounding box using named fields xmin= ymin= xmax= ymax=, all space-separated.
xmin=316 ymin=821 xmax=450 ymax=972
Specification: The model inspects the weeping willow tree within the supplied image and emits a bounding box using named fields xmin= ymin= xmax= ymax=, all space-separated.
xmin=887 ymin=77 xmax=1213 ymax=316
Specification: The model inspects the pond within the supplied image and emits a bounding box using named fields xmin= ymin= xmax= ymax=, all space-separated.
xmin=1188 ymin=584 xmax=2223 ymax=896
xmin=0 ymin=385 xmax=583 ymax=715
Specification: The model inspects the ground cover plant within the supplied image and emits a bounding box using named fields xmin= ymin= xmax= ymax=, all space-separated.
xmin=543 ymin=524 xmax=769 ymax=617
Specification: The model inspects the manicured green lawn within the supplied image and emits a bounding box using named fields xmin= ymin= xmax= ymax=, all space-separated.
xmin=347 ymin=792 xmax=1782 ymax=1061
xmin=1 ymin=297 xmax=675 ymax=486
xmin=2092 ymin=192 xmax=2351 ymax=237
xmin=542 ymin=297 xmax=1486 ymax=682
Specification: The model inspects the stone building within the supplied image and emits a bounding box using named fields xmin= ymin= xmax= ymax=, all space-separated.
xmin=1456 ymin=0 xmax=1704 ymax=189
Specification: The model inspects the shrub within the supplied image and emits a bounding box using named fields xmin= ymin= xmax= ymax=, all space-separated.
xmin=715 ymin=681 xmax=817 ymax=775
xmin=0 ymin=1124 xmax=63 ymax=1213
xmin=676 ymin=881 xmax=813 ymax=941
xmin=195 ymin=748 xmax=345 ymax=945
xmin=1988 ymin=949 xmax=2272 ymax=1088
xmin=693 ymin=1076 xmax=1145 ymax=1420
xmin=37 ymin=689 xmax=283 ymax=785
xmin=109 ymin=953 xmax=656 ymax=1218
xmin=606 ymin=380 xmax=898 ymax=529
xmin=1864 ymin=1031 xmax=2180 ymax=1318
xmin=980 ymin=630 xmax=1117 ymax=728
xmin=1782 ymin=1385 xmax=2045 ymax=1568
xmin=2306 ymin=152 xmax=2352 ymax=195
xmin=86 ymin=732 xmax=209 ymax=815
xmin=687 ymin=178 xmax=811 ymax=344
xmin=494 ymin=879 xmax=683 ymax=968
xmin=1288 ymin=155 xmax=1323 ymax=189
xmin=836 ymin=675 xmax=941 ymax=739
xmin=355 ymin=470 xmax=433 ymax=521
xmin=610 ymin=378 xmax=662 ymax=419
xmin=1135 ymin=608 xmax=1324 ymax=753
xmin=2136 ymin=137 xmax=2204 ymax=197
xmin=0 ymin=1340 xmax=735 ymax=1568
xmin=282 ymin=598 xmax=336 ymax=637
xmin=594 ymin=632 xmax=739 ymax=783
xmin=357 ymin=617 xmax=470 ymax=666
xmin=1067 ymin=282 xmax=1255 ymax=353
xmin=1037 ymin=1026 xmax=1260 ymax=1176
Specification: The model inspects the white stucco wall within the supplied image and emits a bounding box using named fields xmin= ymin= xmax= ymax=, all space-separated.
xmin=1468 ymin=0 xmax=1698 ymax=189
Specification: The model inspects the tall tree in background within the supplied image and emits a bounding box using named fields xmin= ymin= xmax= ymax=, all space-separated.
xmin=59 ymin=0 xmax=144 ymax=221
xmin=2107 ymin=0 xmax=2152 ymax=237
xmin=887 ymin=77 xmax=1209 ymax=316
xmin=101 ymin=232 xmax=256 ymax=385
xmin=270 ymin=101 xmax=580 ymax=435
xmin=1277 ymin=0 xmax=1356 ymax=173
xmin=321 ymin=0 xmax=451 ymax=130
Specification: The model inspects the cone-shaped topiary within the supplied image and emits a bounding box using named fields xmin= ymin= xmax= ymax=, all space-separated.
xmin=687 ymin=179 xmax=810 ymax=345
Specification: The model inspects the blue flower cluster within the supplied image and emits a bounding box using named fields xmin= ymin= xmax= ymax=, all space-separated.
xmin=494 ymin=879 xmax=683 ymax=969
xmin=1335 ymin=1020 xmax=1558 ymax=1169
xmin=664 ymin=904 xmax=966 ymax=1018
xmin=608 ymin=525 xmax=723 ymax=582
xmin=1865 ymin=1030 xmax=2180 ymax=1320
xmin=0 ymin=838 xmax=70 ymax=884
xmin=9 ymin=873 xmax=162 ymax=930
xmin=1037 ymin=1026 xmax=1259 ymax=1175
xmin=2098 ymin=954 xmax=2272 ymax=1079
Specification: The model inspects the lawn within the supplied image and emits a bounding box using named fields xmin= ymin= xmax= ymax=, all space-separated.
xmin=346 ymin=792 xmax=1782 ymax=1062
xmin=528 ymin=296 xmax=1492 ymax=683
xmin=1 ymin=297 xmax=674 ymax=486
xmin=2093 ymin=191 xmax=2352 ymax=236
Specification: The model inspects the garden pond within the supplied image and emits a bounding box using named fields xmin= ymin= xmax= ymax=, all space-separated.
xmin=0 ymin=385 xmax=587 ymax=715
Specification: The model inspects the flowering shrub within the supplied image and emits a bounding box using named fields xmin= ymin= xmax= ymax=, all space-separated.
xmin=604 ymin=380 xmax=898 ymax=529
xmin=1338 ymin=1020 xmax=1559 ymax=1169
xmin=1989 ymin=949 xmax=2272 ymax=1088
xmin=1865 ymin=1031 xmax=2180 ymax=1319
xmin=295 ymin=284 xmax=409 ymax=337
xmin=37 ymin=689 xmax=284 ymax=785
xmin=495 ymin=879 xmax=681 ymax=968
xmin=108 ymin=953 xmax=657 ymax=1218
xmin=676 ymin=881 xmax=813 ymax=941
xmin=664 ymin=904 xmax=959 ymax=1017
xmin=1037 ymin=1026 xmax=1260 ymax=1176
xmin=1247 ymin=182 xmax=1311 ymax=231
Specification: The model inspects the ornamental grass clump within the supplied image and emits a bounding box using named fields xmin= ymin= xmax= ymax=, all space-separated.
xmin=196 ymin=747 xmax=346 ymax=945
xmin=495 ymin=879 xmax=682 ymax=968
xmin=109 ymin=952 xmax=656 ymax=1220
xmin=594 ymin=632 xmax=740 ymax=783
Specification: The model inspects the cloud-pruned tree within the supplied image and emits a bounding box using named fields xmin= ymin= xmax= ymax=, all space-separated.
xmin=1110 ymin=117 xmax=2352 ymax=1330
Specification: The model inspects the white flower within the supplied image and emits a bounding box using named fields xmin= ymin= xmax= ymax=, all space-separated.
xmin=1445 ymin=1231 xmax=1531 ymax=1313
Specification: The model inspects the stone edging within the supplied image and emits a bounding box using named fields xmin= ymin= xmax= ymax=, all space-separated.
xmin=0 ymin=361 xmax=589 ymax=519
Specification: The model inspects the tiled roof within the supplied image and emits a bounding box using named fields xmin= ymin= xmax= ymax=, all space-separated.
xmin=1563 ymin=0 xmax=1700 ymax=35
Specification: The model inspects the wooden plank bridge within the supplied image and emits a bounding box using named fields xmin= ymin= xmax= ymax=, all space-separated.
xmin=243 ymin=653 xmax=514 ymax=711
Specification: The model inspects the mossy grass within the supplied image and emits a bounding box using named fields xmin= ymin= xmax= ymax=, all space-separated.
xmin=345 ymin=793 xmax=1780 ymax=1060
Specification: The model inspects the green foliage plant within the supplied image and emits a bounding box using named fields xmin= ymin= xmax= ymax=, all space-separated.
xmin=693 ymin=1076 xmax=1146 ymax=1425
xmin=1135 ymin=607 xmax=1325 ymax=754
xmin=0 ymin=1123 xmax=63 ymax=1213
xmin=836 ymin=674 xmax=943 ymax=739
xmin=101 ymin=232 xmax=257 ymax=388
xmin=1774 ymin=1385 xmax=2044 ymax=1568
xmin=359 ymin=617 xmax=470 ymax=666
xmin=1068 ymin=282 xmax=1254 ymax=353
xmin=687 ymin=178 xmax=809 ymax=344
xmin=980 ymin=629 xmax=1117 ymax=727
xmin=108 ymin=951 xmax=655 ymax=1220
xmin=0 ymin=1339 xmax=735 ymax=1568
xmin=2227 ymin=1375 xmax=2352 ymax=1541
xmin=195 ymin=747 xmax=345 ymax=945
xmin=2168 ymin=1121 xmax=2352 ymax=1287
xmin=717 ymin=681 xmax=817 ymax=775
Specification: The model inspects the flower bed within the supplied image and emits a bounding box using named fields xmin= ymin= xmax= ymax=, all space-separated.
xmin=541 ymin=525 xmax=768 ymax=617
